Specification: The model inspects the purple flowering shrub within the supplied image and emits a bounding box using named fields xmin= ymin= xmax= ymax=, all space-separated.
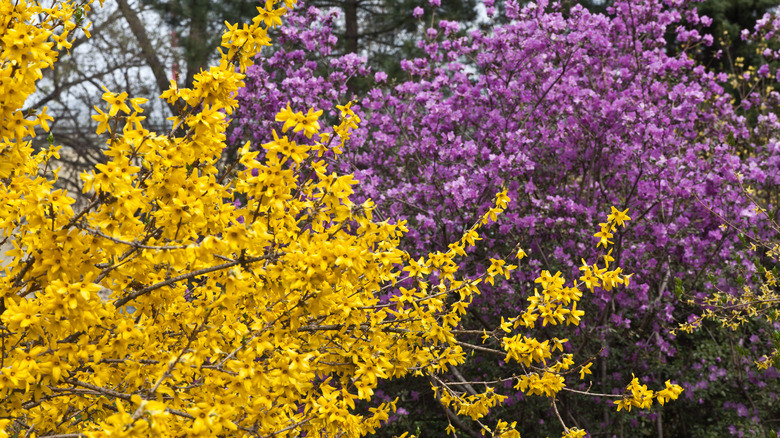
xmin=231 ymin=0 xmax=780 ymax=435
xmin=342 ymin=4 xmax=768 ymax=430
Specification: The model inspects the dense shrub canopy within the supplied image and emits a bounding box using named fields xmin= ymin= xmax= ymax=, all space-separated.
xmin=232 ymin=0 xmax=780 ymax=435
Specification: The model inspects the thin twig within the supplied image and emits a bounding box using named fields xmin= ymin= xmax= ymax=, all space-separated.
xmin=114 ymin=254 xmax=274 ymax=307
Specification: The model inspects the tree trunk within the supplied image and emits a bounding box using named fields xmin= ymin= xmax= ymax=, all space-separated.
xmin=185 ymin=0 xmax=210 ymax=87
xmin=116 ymin=0 xmax=172 ymax=101
xmin=344 ymin=0 xmax=359 ymax=54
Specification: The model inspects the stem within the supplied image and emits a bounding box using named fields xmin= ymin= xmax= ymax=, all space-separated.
xmin=113 ymin=254 xmax=274 ymax=308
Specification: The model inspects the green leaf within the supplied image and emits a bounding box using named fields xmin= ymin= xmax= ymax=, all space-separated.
xmin=674 ymin=278 xmax=684 ymax=300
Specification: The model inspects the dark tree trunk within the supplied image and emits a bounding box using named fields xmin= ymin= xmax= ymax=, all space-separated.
xmin=185 ymin=0 xmax=210 ymax=87
xmin=344 ymin=0 xmax=359 ymax=54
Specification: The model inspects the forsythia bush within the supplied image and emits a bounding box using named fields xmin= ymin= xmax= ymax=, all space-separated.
xmin=676 ymin=10 xmax=780 ymax=373
xmin=679 ymin=176 xmax=780 ymax=370
xmin=0 ymin=1 xmax=682 ymax=437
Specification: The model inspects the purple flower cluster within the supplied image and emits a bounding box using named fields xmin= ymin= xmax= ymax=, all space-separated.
xmin=343 ymin=0 xmax=753 ymax=328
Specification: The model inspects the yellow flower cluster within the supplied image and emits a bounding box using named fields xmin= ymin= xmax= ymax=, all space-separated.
xmin=431 ymin=208 xmax=683 ymax=437
xmin=1 ymin=0 xmax=98 ymax=178
xmin=505 ymin=210 xmax=633 ymax=401
xmin=614 ymin=375 xmax=684 ymax=411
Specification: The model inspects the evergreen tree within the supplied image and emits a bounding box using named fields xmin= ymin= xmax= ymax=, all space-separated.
xmin=696 ymin=0 xmax=778 ymax=72
xmin=140 ymin=0 xmax=260 ymax=86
